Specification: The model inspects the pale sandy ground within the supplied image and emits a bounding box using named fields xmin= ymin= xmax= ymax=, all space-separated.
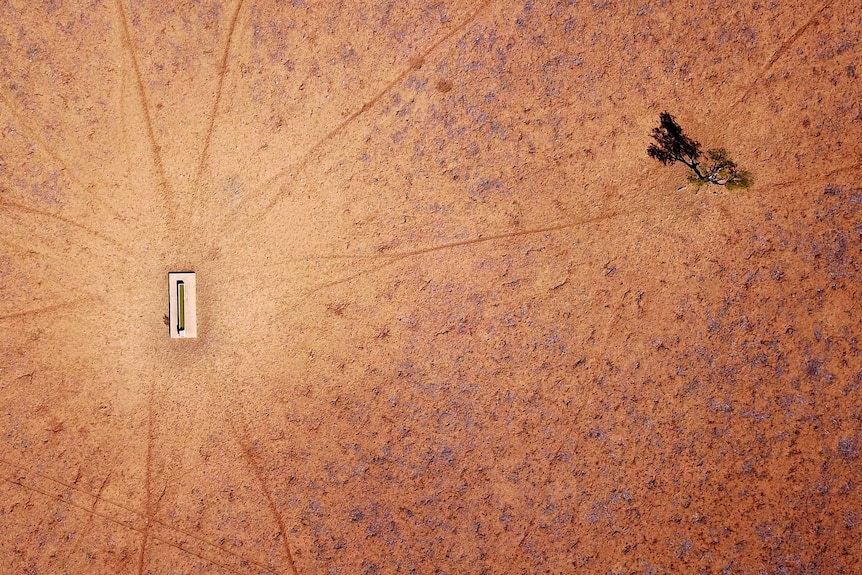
xmin=1 ymin=1 xmax=861 ymax=573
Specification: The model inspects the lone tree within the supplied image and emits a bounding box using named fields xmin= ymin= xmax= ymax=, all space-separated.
xmin=648 ymin=112 xmax=752 ymax=190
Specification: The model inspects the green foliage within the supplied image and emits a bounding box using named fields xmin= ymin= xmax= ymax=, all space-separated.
xmin=726 ymin=170 xmax=754 ymax=190
xmin=689 ymin=148 xmax=754 ymax=191
xmin=687 ymin=173 xmax=708 ymax=190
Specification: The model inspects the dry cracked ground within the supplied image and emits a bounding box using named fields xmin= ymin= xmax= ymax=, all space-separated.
xmin=1 ymin=0 xmax=861 ymax=573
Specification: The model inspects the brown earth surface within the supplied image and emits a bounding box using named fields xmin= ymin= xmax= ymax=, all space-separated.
xmin=1 ymin=1 xmax=861 ymax=573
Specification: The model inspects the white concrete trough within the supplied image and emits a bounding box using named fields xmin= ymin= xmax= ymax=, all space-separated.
xmin=168 ymin=272 xmax=197 ymax=338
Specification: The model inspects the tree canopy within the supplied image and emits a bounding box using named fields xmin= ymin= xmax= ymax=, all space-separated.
xmin=648 ymin=112 xmax=752 ymax=190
